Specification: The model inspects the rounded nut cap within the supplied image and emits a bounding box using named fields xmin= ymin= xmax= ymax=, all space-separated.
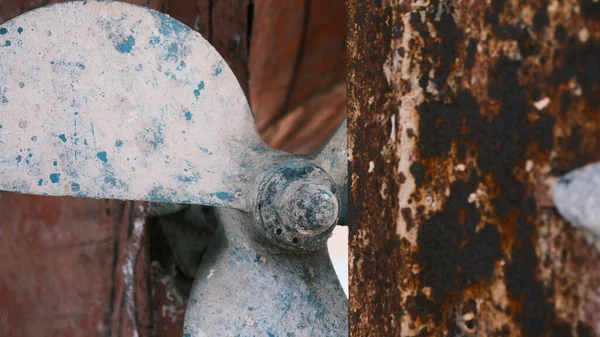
xmin=278 ymin=182 xmax=339 ymax=234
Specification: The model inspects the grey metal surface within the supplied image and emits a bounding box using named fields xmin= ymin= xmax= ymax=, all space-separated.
xmin=0 ymin=0 xmax=273 ymax=210
xmin=553 ymin=162 xmax=600 ymax=237
xmin=184 ymin=207 xmax=348 ymax=337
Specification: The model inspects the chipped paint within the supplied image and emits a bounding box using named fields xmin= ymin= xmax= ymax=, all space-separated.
xmin=349 ymin=0 xmax=600 ymax=336
xmin=0 ymin=3 xmax=350 ymax=336
xmin=0 ymin=1 xmax=277 ymax=211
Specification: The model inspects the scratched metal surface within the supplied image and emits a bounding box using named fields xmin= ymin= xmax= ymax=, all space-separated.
xmin=184 ymin=207 xmax=348 ymax=337
xmin=348 ymin=0 xmax=600 ymax=336
xmin=0 ymin=1 xmax=273 ymax=210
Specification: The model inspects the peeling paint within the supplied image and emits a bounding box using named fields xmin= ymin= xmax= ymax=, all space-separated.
xmin=349 ymin=0 xmax=600 ymax=335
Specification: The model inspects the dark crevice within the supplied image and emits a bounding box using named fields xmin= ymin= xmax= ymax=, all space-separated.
xmin=127 ymin=201 xmax=135 ymax=239
xmin=246 ymin=1 xmax=254 ymax=54
xmin=105 ymin=203 xmax=122 ymax=337
xmin=208 ymin=0 xmax=214 ymax=43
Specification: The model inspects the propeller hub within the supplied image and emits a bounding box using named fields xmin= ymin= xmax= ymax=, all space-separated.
xmin=278 ymin=181 xmax=339 ymax=233
xmin=254 ymin=160 xmax=339 ymax=251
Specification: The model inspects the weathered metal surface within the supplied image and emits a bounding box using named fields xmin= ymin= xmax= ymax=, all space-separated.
xmin=254 ymin=160 xmax=339 ymax=251
xmin=184 ymin=207 xmax=348 ymax=336
xmin=1 ymin=3 xmax=349 ymax=335
xmin=554 ymin=162 xmax=600 ymax=237
xmin=180 ymin=123 xmax=348 ymax=335
xmin=348 ymin=0 xmax=600 ymax=336
xmin=0 ymin=1 xmax=348 ymax=336
xmin=0 ymin=1 xmax=268 ymax=210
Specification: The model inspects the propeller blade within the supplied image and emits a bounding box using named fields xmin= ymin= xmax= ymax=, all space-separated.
xmin=0 ymin=1 xmax=273 ymax=210
xmin=184 ymin=207 xmax=348 ymax=336
xmin=553 ymin=162 xmax=600 ymax=236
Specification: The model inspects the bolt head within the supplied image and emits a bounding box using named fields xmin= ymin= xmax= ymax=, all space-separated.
xmin=281 ymin=182 xmax=339 ymax=234
xmin=254 ymin=160 xmax=340 ymax=251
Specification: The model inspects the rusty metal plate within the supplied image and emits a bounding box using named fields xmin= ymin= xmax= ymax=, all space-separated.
xmin=348 ymin=0 xmax=600 ymax=336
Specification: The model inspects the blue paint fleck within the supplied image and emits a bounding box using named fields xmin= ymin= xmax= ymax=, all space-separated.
xmin=135 ymin=64 xmax=143 ymax=71
xmin=31 ymin=136 xmax=37 ymax=141
xmin=146 ymin=186 xmax=173 ymax=203
xmin=184 ymin=111 xmax=192 ymax=121
xmin=103 ymin=175 xmax=116 ymax=186
xmin=117 ymin=35 xmax=135 ymax=53
xmin=165 ymin=42 xmax=179 ymax=62
xmin=5 ymin=41 xmax=10 ymax=47
xmin=0 ymin=28 xmax=6 ymax=35
xmin=53 ymin=161 xmax=57 ymax=166
xmin=215 ymin=192 xmax=234 ymax=202
xmin=15 ymin=155 xmax=21 ymax=163
xmin=115 ymin=140 xmax=123 ymax=148
xmin=58 ymin=134 xmax=67 ymax=142
xmin=149 ymin=35 xmax=160 ymax=45
xmin=177 ymin=60 xmax=186 ymax=71
xmin=49 ymin=173 xmax=60 ymax=183
xmin=18 ymin=82 xmax=24 ymax=88
xmin=193 ymin=81 xmax=205 ymax=98
xmin=76 ymin=62 xmax=85 ymax=70
xmin=177 ymin=174 xmax=198 ymax=183
xmin=96 ymin=151 xmax=108 ymax=163
xmin=197 ymin=146 xmax=212 ymax=155
xmin=37 ymin=179 xmax=43 ymax=186
xmin=142 ymin=122 xmax=165 ymax=150
xmin=0 ymin=89 xmax=7 ymax=104
xmin=28 ymin=153 xmax=32 ymax=158
xmin=17 ymin=27 xmax=23 ymax=34
xmin=71 ymin=183 xmax=80 ymax=192
xmin=153 ymin=12 xmax=189 ymax=38
xmin=214 ymin=66 xmax=222 ymax=76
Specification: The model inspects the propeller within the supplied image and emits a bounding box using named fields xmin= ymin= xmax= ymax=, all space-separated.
xmin=0 ymin=1 xmax=348 ymax=336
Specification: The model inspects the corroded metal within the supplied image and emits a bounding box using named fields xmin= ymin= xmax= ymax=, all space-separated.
xmin=0 ymin=1 xmax=348 ymax=335
xmin=348 ymin=0 xmax=600 ymax=336
xmin=184 ymin=207 xmax=348 ymax=337
xmin=254 ymin=159 xmax=340 ymax=251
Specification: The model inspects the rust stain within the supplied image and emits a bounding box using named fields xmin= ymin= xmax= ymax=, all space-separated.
xmin=349 ymin=0 xmax=600 ymax=336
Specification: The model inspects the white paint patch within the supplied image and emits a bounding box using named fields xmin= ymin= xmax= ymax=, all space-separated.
xmin=579 ymin=28 xmax=590 ymax=42
xmin=390 ymin=114 xmax=396 ymax=141
xmin=534 ymin=97 xmax=550 ymax=110
xmin=207 ymin=269 xmax=215 ymax=280
xmin=368 ymin=161 xmax=375 ymax=173
xmin=525 ymin=160 xmax=533 ymax=172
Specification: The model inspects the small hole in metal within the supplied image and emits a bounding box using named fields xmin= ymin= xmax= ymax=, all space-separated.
xmin=465 ymin=319 xmax=475 ymax=330
xmin=292 ymin=238 xmax=298 ymax=244
xmin=276 ymin=228 xmax=282 ymax=235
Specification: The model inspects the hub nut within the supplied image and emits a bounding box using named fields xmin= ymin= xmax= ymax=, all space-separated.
xmin=254 ymin=160 xmax=339 ymax=251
